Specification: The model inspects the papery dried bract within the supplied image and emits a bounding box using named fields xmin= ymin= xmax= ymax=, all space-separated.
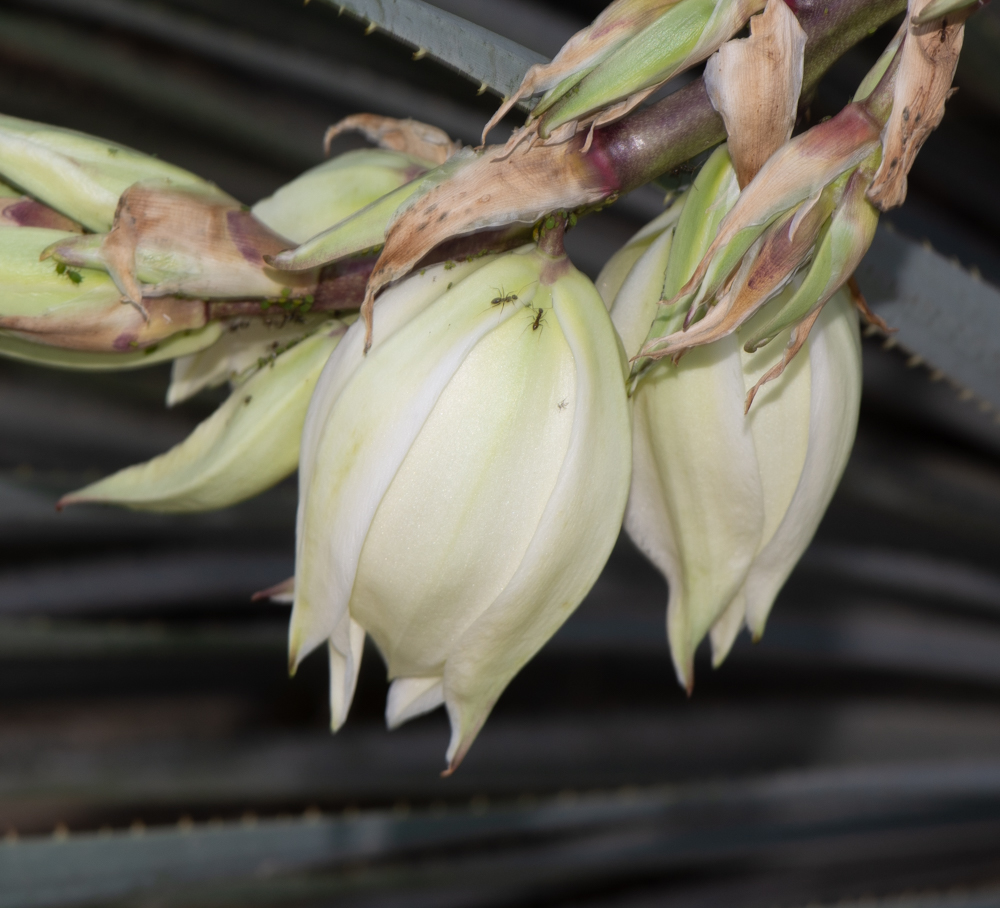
xmin=911 ymin=0 xmax=981 ymax=25
xmin=740 ymin=160 xmax=880 ymax=408
xmin=358 ymin=142 xmax=610 ymax=348
xmin=867 ymin=0 xmax=969 ymax=210
xmin=646 ymin=188 xmax=835 ymax=358
xmin=666 ymin=101 xmax=882 ymax=312
xmin=704 ymin=0 xmax=806 ymax=187
xmin=45 ymin=183 xmax=315 ymax=307
xmin=482 ymin=0 xmax=680 ymax=143
xmin=325 ymin=114 xmax=460 ymax=166
xmin=525 ymin=0 xmax=765 ymax=147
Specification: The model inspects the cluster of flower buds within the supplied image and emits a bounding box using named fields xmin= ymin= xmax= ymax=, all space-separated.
xmin=0 ymin=0 xmax=976 ymax=768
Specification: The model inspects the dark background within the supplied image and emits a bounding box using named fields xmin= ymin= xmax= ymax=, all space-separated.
xmin=1 ymin=1 xmax=1000 ymax=905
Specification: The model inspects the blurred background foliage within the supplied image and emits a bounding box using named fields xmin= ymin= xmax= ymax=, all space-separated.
xmin=2 ymin=1 xmax=1000 ymax=905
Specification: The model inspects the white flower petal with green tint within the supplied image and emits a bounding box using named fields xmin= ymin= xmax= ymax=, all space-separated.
xmin=628 ymin=336 xmax=765 ymax=689
xmin=61 ymin=323 xmax=348 ymax=513
xmin=0 ymin=114 xmax=221 ymax=232
xmin=167 ymin=313 xmax=350 ymax=406
xmin=741 ymin=290 xmax=861 ymax=637
xmin=252 ymin=149 xmax=426 ymax=245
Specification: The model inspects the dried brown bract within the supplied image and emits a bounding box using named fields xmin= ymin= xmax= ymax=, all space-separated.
xmin=867 ymin=0 xmax=971 ymax=210
xmin=357 ymin=141 xmax=612 ymax=349
xmin=324 ymin=114 xmax=460 ymax=166
xmin=704 ymin=0 xmax=807 ymax=188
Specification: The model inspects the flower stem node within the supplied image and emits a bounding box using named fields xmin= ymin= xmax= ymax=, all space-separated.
xmin=290 ymin=246 xmax=631 ymax=771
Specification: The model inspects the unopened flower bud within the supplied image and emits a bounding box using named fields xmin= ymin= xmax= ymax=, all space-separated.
xmin=60 ymin=320 xmax=350 ymax=512
xmin=167 ymin=312 xmax=353 ymax=406
xmin=266 ymin=151 xmax=474 ymax=273
xmin=252 ymin=149 xmax=428 ymax=245
xmin=0 ymin=114 xmax=218 ymax=232
xmin=493 ymin=0 xmax=765 ymax=153
xmin=605 ymin=206 xmax=861 ymax=689
xmin=43 ymin=182 xmax=316 ymax=307
xmin=292 ymin=241 xmax=630 ymax=770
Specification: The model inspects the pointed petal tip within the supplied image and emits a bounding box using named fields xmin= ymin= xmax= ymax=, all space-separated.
xmin=441 ymin=745 xmax=467 ymax=778
xmin=287 ymin=637 xmax=303 ymax=677
xmin=252 ymin=576 xmax=295 ymax=603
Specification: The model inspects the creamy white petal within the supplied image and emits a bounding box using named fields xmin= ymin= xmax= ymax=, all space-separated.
xmin=63 ymin=327 xmax=344 ymax=512
xmin=167 ymin=314 xmax=342 ymax=406
xmin=609 ymin=225 xmax=675 ymax=360
xmin=742 ymin=290 xmax=861 ymax=636
xmin=386 ymin=676 xmax=445 ymax=729
xmin=709 ymin=591 xmax=746 ymax=666
xmin=328 ymin=618 xmax=366 ymax=731
xmin=350 ymin=282 xmax=574 ymax=680
xmin=627 ymin=336 xmax=764 ymax=689
xmin=596 ymin=200 xmax=683 ymax=311
xmin=291 ymin=253 xmax=538 ymax=671
xmin=441 ymin=267 xmax=631 ymax=769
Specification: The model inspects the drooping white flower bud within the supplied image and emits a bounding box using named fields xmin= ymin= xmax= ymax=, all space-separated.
xmin=291 ymin=239 xmax=631 ymax=770
xmin=604 ymin=172 xmax=861 ymax=691
xmin=251 ymin=148 xmax=428 ymax=245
